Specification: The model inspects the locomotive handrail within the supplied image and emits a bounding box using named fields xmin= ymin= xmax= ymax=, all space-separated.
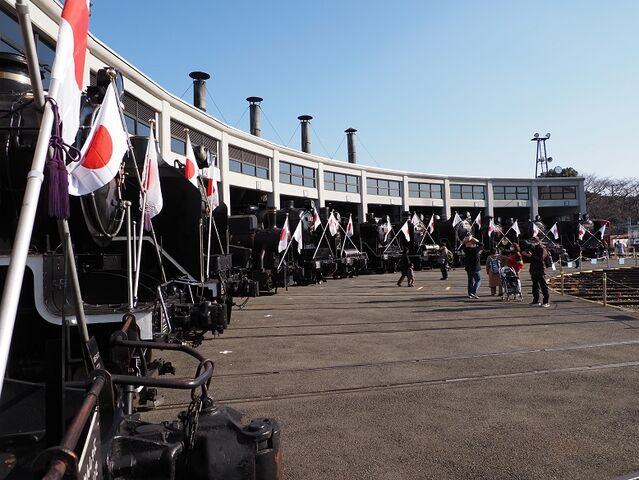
xmin=41 ymin=374 xmax=106 ymax=480
xmin=110 ymin=338 xmax=214 ymax=390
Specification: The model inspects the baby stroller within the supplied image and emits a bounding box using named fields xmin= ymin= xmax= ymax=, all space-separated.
xmin=500 ymin=266 xmax=522 ymax=301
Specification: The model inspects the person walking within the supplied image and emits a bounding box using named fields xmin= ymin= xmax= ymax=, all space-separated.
xmin=486 ymin=248 xmax=503 ymax=296
xmin=397 ymin=249 xmax=410 ymax=287
xmin=462 ymin=235 xmax=483 ymax=299
xmin=437 ymin=242 xmax=450 ymax=280
xmin=523 ymin=237 xmax=550 ymax=307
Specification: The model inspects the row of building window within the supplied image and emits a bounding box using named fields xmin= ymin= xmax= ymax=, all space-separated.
xmin=280 ymin=161 xmax=316 ymax=187
xmin=324 ymin=172 xmax=360 ymax=193
xmin=229 ymin=145 xmax=270 ymax=179
xmin=367 ymin=178 xmax=402 ymax=197
xmin=408 ymin=182 xmax=443 ymax=199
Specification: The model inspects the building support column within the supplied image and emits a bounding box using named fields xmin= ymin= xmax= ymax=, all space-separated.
xmin=443 ymin=179 xmax=451 ymax=220
xmin=268 ymin=149 xmax=280 ymax=209
xmin=219 ymin=132 xmax=231 ymax=210
xmin=485 ymin=180 xmax=494 ymax=218
xmin=358 ymin=170 xmax=368 ymax=222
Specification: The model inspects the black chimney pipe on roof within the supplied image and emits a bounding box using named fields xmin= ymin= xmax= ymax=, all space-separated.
xmin=345 ymin=128 xmax=357 ymax=164
xmin=189 ymin=71 xmax=210 ymax=111
xmin=298 ymin=115 xmax=312 ymax=153
xmin=246 ymin=96 xmax=263 ymax=137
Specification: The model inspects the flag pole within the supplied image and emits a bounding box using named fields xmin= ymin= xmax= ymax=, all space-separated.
xmin=149 ymin=223 xmax=167 ymax=283
xmin=337 ymin=223 xmax=360 ymax=253
xmin=383 ymin=229 xmax=402 ymax=254
xmin=206 ymin=206 xmax=213 ymax=279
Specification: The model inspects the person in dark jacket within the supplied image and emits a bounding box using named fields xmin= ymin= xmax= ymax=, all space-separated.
xmin=396 ymin=249 xmax=411 ymax=287
xmin=461 ymin=235 xmax=483 ymax=299
xmin=437 ymin=242 xmax=450 ymax=280
xmin=523 ymin=237 xmax=550 ymax=307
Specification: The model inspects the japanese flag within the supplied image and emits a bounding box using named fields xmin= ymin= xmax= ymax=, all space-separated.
xmin=383 ymin=215 xmax=392 ymax=242
xmin=292 ymin=218 xmax=303 ymax=253
xmin=452 ymin=212 xmax=462 ymax=227
xmin=549 ymin=223 xmax=559 ymax=240
xmin=327 ymin=212 xmax=339 ymax=236
xmin=184 ymin=132 xmax=199 ymax=188
xmin=50 ymin=0 xmax=90 ymax=145
xmin=597 ymin=224 xmax=607 ymax=238
xmin=312 ymin=207 xmax=322 ymax=230
xmin=141 ymin=128 xmax=163 ymax=229
xmin=488 ymin=219 xmax=496 ymax=236
xmin=278 ymin=215 xmax=290 ymax=253
xmin=346 ymin=215 xmax=354 ymax=238
xmin=427 ymin=214 xmax=435 ymax=234
xmin=532 ymin=223 xmax=540 ymax=238
xmin=411 ymin=212 xmax=421 ymax=227
xmin=511 ymin=220 xmax=521 ymax=236
xmin=473 ymin=212 xmax=481 ymax=228
xmin=400 ymin=220 xmax=411 ymax=241
xmin=207 ymin=168 xmax=220 ymax=210
xmin=67 ymin=83 xmax=128 ymax=196
xmin=577 ymin=224 xmax=586 ymax=240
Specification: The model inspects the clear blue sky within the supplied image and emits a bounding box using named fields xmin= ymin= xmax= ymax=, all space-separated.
xmin=88 ymin=0 xmax=639 ymax=178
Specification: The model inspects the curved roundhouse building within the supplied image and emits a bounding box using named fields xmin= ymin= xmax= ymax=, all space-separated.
xmin=1 ymin=0 xmax=585 ymax=225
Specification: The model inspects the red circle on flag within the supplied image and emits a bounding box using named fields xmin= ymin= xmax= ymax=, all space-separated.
xmin=83 ymin=125 xmax=113 ymax=170
xmin=185 ymin=159 xmax=196 ymax=179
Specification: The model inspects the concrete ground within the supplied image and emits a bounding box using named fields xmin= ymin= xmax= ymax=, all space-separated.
xmin=144 ymin=266 xmax=639 ymax=480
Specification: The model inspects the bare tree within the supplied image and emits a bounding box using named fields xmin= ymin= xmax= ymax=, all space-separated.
xmin=584 ymin=174 xmax=639 ymax=233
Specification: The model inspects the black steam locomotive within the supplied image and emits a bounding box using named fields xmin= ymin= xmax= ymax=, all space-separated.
xmin=0 ymin=54 xmax=280 ymax=479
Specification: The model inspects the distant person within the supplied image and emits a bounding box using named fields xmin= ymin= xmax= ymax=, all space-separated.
xmin=407 ymin=262 xmax=415 ymax=287
xmin=523 ymin=237 xmax=550 ymax=307
xmin=616 ymin=241 xmax=626 ymax=257
xmin=437 ymin=242 xmax=450 ymax=280
xmin=397 ymin=249 xmax=411 ymax=287
xmin=486 ymin=248 xmax=503 ymax=297
xmin=462 ymin=236 xmax=483 ymax=299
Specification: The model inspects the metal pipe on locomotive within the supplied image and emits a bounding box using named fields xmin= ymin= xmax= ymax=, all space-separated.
xmin=0 ymin=8 xmax=280 ymax=475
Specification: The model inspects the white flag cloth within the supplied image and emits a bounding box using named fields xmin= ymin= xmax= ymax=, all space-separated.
xmin=292 ymin=219 xmax=303 ymax=253
xmin=400 ymin=220 xmax=411 ymax=241
xmin=207 ymin=169 xmax=220 ymax=210
xmin=383 ymin=215 xmax=392 ymax=242
xmin=346 ymin=215 xmax=354 ymax=237
xmin=474 ymin=212 xmax=481 ymax=228
xmin=549 ymin=223 xmax=559 ymax=240
xmin=597 ymin=224 xmax=607 ymax=237
xmin=327 ymin=212 xmax=339 ymax=236
xmin=577 ymin=224 xmax=586 ymax=240
xmin=312 ymin=207 xmax=322 ymax=230
xmin=488 ymin=219 xmax=496 ymax=236
xmin=141 ymin=128 xmax=163 ymax=226
xmin=511 ymin=220 xmax=521 ymax=236
xmin=184 ymin=133 xmax=199 ymax=188
xmin=68 ymin=83 xmax=128 ymax=196
xmin=427 ymin=214 xmax=435 ymax=234
xmin=411 ymin=212 xmax=421 ymax=227
xmin=452 ymin=212 xmax=462 ymax=227
xmin=532 ymin=223 xmax=540 ymax=238
xmin=278 ymin=216 xmax=290 ymax=253
xmin=51 ymin=0 xmax=90 ymax=145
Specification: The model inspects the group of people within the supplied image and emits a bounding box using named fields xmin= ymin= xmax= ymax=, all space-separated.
xmin=460 ymin=235 xmax=551 ymax=306
xmin=397 ymin=236 xmax=552 ymax=307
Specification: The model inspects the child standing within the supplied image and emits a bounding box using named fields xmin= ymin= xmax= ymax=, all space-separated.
xmin=407 ymin=263 xmax=415 ymax=287
xmin=486 ymin=248 xmax=503 ymax=296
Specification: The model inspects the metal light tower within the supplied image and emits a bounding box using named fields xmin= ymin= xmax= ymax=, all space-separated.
xmin=531 ymin=132 xmax=553 ymax=177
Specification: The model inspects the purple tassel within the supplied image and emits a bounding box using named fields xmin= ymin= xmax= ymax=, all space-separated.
xmin=44 ymin=97 xmax=79 ymax=220
xmin=46 ymin=155 xmax=69 ymax=219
